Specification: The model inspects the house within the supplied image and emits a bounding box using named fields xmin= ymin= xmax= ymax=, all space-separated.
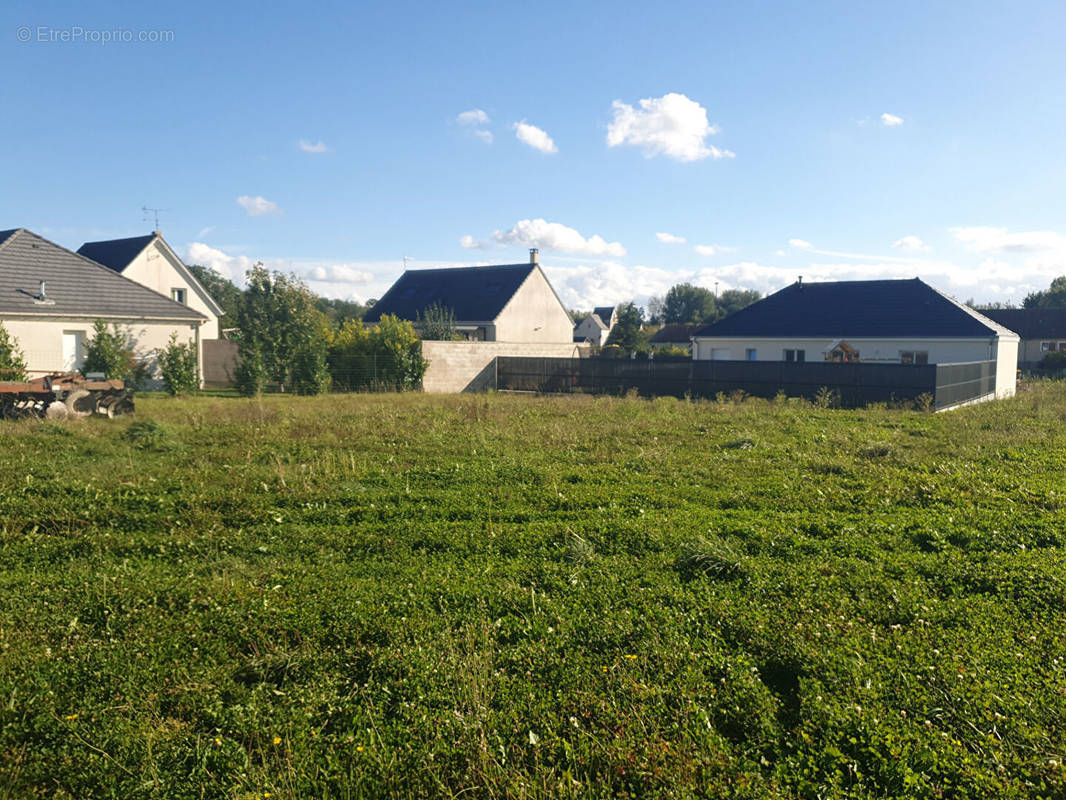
xmin=691 ymin=278 xmax=1019 ymax=398
xmin=364 ymin=249 xmax=573 ymax=343
xmin=77 ymin=231 xmax=222 ymax=340
xmin=0 ymin=228 xmax=207 ymax=379
xmin=978 ymin=308 xmax=1066 ymax=370
xmin=648 ymin=323 xmax=701 ymax=352
xmin=573 ymin=313 xmax=608 ymax=345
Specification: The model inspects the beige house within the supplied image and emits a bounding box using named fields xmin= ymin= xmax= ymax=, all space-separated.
xmin=0 ymin=228 xmax=207 ymax=381
xmin=692 ymin=278 xmax=1019 ymax=399
xmin=364 ymin=249 xmax=573 ymax=343
xmin=78 ymin=232 xmax=222 ymax=341
xmin=573 ymin=306 xmax=617 ymax=345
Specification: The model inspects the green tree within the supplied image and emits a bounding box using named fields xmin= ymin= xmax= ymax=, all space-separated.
xmin=605 ymin=302 xmax=647 ymax=351
xmin=0 ymin=322 xmax=27 ymax=381
xmin=187 ymin=264 xmax=243 ymax=330
xmin=315 ymin=296 xmax=368 ymax=328
xmin=661 ymin=283 xmax=717 ymax=324
xmin=716 ymin=288 xmax=761 ymax=319
xmin=235 ymin=264 xmax=331 ymax=396
xmin=416 ymin=302 xmax=458 ymax=340
xmin=157 ymin=333 xmax=199 ymax=395
xmin=1023 ymin=276 xmax=1066 ymax=309
xmin=83 ymin=320 xmax=150 ymax=386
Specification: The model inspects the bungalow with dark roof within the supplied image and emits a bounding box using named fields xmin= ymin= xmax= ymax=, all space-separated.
xmin=364 ymin=249 xmax=573 ymax=343
xmin=979 ymin=308 xmax=1066 ymax=370
xmin=0 ymin=228 xmax=207 ymax=380
xmin=692 ymin=278 xmax=1020 ymax=399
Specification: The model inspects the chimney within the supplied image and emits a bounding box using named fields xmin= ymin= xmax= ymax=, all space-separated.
xmin=797 ymin=275 xmax=803 ymax=287
xmin=529 ymin=248 xmax=539 ymax=265
xmin=38 ymin=280 xmax=46 ymax=301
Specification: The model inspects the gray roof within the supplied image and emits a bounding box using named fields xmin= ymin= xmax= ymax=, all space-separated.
xmin=76 ymin=234 xmax=156 ymax=272
xmin=0 ymin=229 xmax=206 ymax=321
xmin=364 ymin=263 xmax=538 ymax=323
xmin=694 ymin=279 xmax=1016 ymax=339
xmin=593 ymin=306 xmax=616 ymax=326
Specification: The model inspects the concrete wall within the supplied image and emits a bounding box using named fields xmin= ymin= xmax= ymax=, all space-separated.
xmin=422 ymin=341 xmax=586 ymax=392
xmin=993 ymin=337 xmax=1019 ymax=397
xmin=493 ymin=267 xmax=575 ymax=343
xmin=123 ymin=240 xmax=221 ymax=341
xmin=1 ymin=314 xmax=201 ymax=383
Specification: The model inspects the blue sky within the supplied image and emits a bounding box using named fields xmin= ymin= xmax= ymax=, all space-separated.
xmin=3 ymin=0 xmax=1065 ymax=308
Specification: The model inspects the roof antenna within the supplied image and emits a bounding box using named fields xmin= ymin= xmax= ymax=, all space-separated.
xmin=403 ymin=255 xmax=412 ymax=271
xmin=797 ymin=275 xmax=803 ymax=286
xmin=141 ymin=205 xmax=167 ymax=233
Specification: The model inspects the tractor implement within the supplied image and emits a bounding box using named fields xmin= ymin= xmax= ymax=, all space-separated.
xmin=0 ymin=373 xmax=134 ymax=419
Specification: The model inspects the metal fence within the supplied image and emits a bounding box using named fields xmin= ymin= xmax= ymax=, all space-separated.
xmin=495 ymin=357 xmax=998 ymax=409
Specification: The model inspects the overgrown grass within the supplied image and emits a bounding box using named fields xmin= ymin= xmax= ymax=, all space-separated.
xmin=1 ymin=384 xmax=1065 ymax=798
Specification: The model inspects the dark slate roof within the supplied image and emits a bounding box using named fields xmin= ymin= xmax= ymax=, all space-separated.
xmin=979 ymin=308 xmax=1066 ymax=339
xmin=76 ymin=234 xmax=157 ymax=272
xmin=693 ymin=278 xmax=1015 ymax=339
xmin=0 ymin=229 xmax=17 ymax=248
xmin=649 ymin=323 xmax=701 ymax=344
xmin=593 ymin=306 xmax=615 ymax=326
xmin=363 ymin=263 xmax=537 ymax=323
xmin=0 ymin=229 xmax=206 ymax=320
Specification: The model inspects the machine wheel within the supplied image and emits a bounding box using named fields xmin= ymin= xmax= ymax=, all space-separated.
xmin=65 ymin=389 xmax=93 ymax=417
xmin=45 ymin=401 xmax=69 ymax=420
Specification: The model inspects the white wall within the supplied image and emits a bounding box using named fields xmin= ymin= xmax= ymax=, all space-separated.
xmin=573 ymin=315 xmax=607 ymax=345
xmin=123 ymin=240 xmax=220 ymax=340
xmin=494 ymin=267 xmax=574 ymax=343
xmin=1 ymin=315 xmax=201 ymax=384
xmin=993 ymin=336 xmax=1018 ymax=398
xmin=692 ymin=336 xmax=1000 ymax=365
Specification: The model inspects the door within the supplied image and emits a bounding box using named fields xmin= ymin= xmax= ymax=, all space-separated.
xmin=710 ymin=348 xmax=732 ymax=361
xmin=62 ymin=331 xmax=86 ymax=372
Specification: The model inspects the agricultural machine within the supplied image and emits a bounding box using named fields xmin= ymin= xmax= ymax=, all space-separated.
xmin=0 ymin=373 xmax=134 ymax=419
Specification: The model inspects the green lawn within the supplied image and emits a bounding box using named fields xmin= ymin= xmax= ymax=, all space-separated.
xmin=1 ymin=387 xmax=1064 ymax=798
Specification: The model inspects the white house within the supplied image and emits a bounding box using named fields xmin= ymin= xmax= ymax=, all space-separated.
xmin=691 ymin=278 xmax=1020 ymax=398
xmin=77 ymin=232 xmax=223 ymax=340
xmin=364 ymin=249 xmax=574 ymax=343
xmin=0 ymin=228 xmax=207 ymax=380
xmin=573 ymin=306 xmax=617 ymax=345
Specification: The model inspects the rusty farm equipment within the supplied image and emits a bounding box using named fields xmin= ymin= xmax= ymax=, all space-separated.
xmin=0 ymin=373 xmax=135 ymax=420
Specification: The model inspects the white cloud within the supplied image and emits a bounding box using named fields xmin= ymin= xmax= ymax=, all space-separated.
xmin=892 ymin=235 xmax=929 ymax=252
xmin=311 ymin=265 xmax=374 ymax=284
xmin=788 ymin=238 xmax=814 ymax=250
xmin=773 ymin=249 xmax=786 ymax=256
xmin=656 ymin=232 xmax=686 ymax=244
xmin=186 ymin=242 xmax=256 ymax=283
xmin=463 ymin=219 xmax=624 ymax=257
xmin=694 ymin=244 xmax=736 ymax=256
xmin=473 ymin=130 xmax=494 ymax=144
xmin=881 ymin=113 xmax=904 ymax=127
xmin=606 ymin=92 xmax=734 ymax=162
xmin=298 ymin=139 xmax=330 ymax=154
xmin=237 ymin=195 xmax=281 ymax=216
xmin=457 ymin=109 xmax=490 ymax=125
xmin=513 ymin=121 xmax=557 ymax=153
xmin=951 ymin=226 xmax=1066 ymax=254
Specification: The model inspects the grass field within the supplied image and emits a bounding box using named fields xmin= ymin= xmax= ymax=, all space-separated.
xmin=1 ymin=386 xmax=1065 ymax=798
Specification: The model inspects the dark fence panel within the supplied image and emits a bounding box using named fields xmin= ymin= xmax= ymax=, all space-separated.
xmin=496 ymin=357 xmax=996 ymax=409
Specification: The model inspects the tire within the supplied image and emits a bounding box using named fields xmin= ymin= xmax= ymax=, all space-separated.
xmin=64 ymin=389 xmax=93 ymax=418
xmin=45 ymin=401 xmax=68 ymax=420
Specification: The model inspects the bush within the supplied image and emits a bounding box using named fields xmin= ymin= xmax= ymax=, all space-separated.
xmin=83 ymin=320 xmax=151 ymax=388
xmin=1040 ymin=350 xmax=1066 ymax=371
xmin=328 ymin=315 xmax=426 ymax=392
xmin=0 ymin=322 xmax=27 ymax=381
xmin=417 ymin=302 xmax=459 ymax=341
xmin=157 ymin=333 xmax=199 ymax=395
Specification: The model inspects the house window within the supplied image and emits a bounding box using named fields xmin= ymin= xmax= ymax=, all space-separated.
xmin=784 ymin=349 xmax=806 ymax=362
xmin=745 ymin=348 xmax=757 ymax=361
xmin=900 ymin=350 xmax=929 ymax=365
xmin=1045 ymin=342 xmax=1066 ymax=352
xmin=171 ymin=288 xmax=187 ymax=304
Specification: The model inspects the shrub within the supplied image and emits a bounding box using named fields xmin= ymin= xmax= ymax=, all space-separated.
xmin=328 ymin=315 xmax=426 ymax=392
xmin=1040 ymin=350 xmax=1066 ymax=371
xmin=83 ymin=320 xmax=151 ymax=388
xmin=0 ymin=322 xmax=27 ymax=381
xmin=416 ymin=302 xmax=459 ymax=341
xmin=157 ymin=333 xmax=199 ymax=395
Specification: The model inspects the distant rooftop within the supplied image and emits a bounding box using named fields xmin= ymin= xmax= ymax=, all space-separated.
xmin=77 ymin=233 xmax=158 ymax=272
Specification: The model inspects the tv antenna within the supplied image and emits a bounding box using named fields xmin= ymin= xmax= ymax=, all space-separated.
xmin=403 ymin=255 xmax=413 ymax=270
xmin=142 ymin=205 xmax=167 ymax=231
